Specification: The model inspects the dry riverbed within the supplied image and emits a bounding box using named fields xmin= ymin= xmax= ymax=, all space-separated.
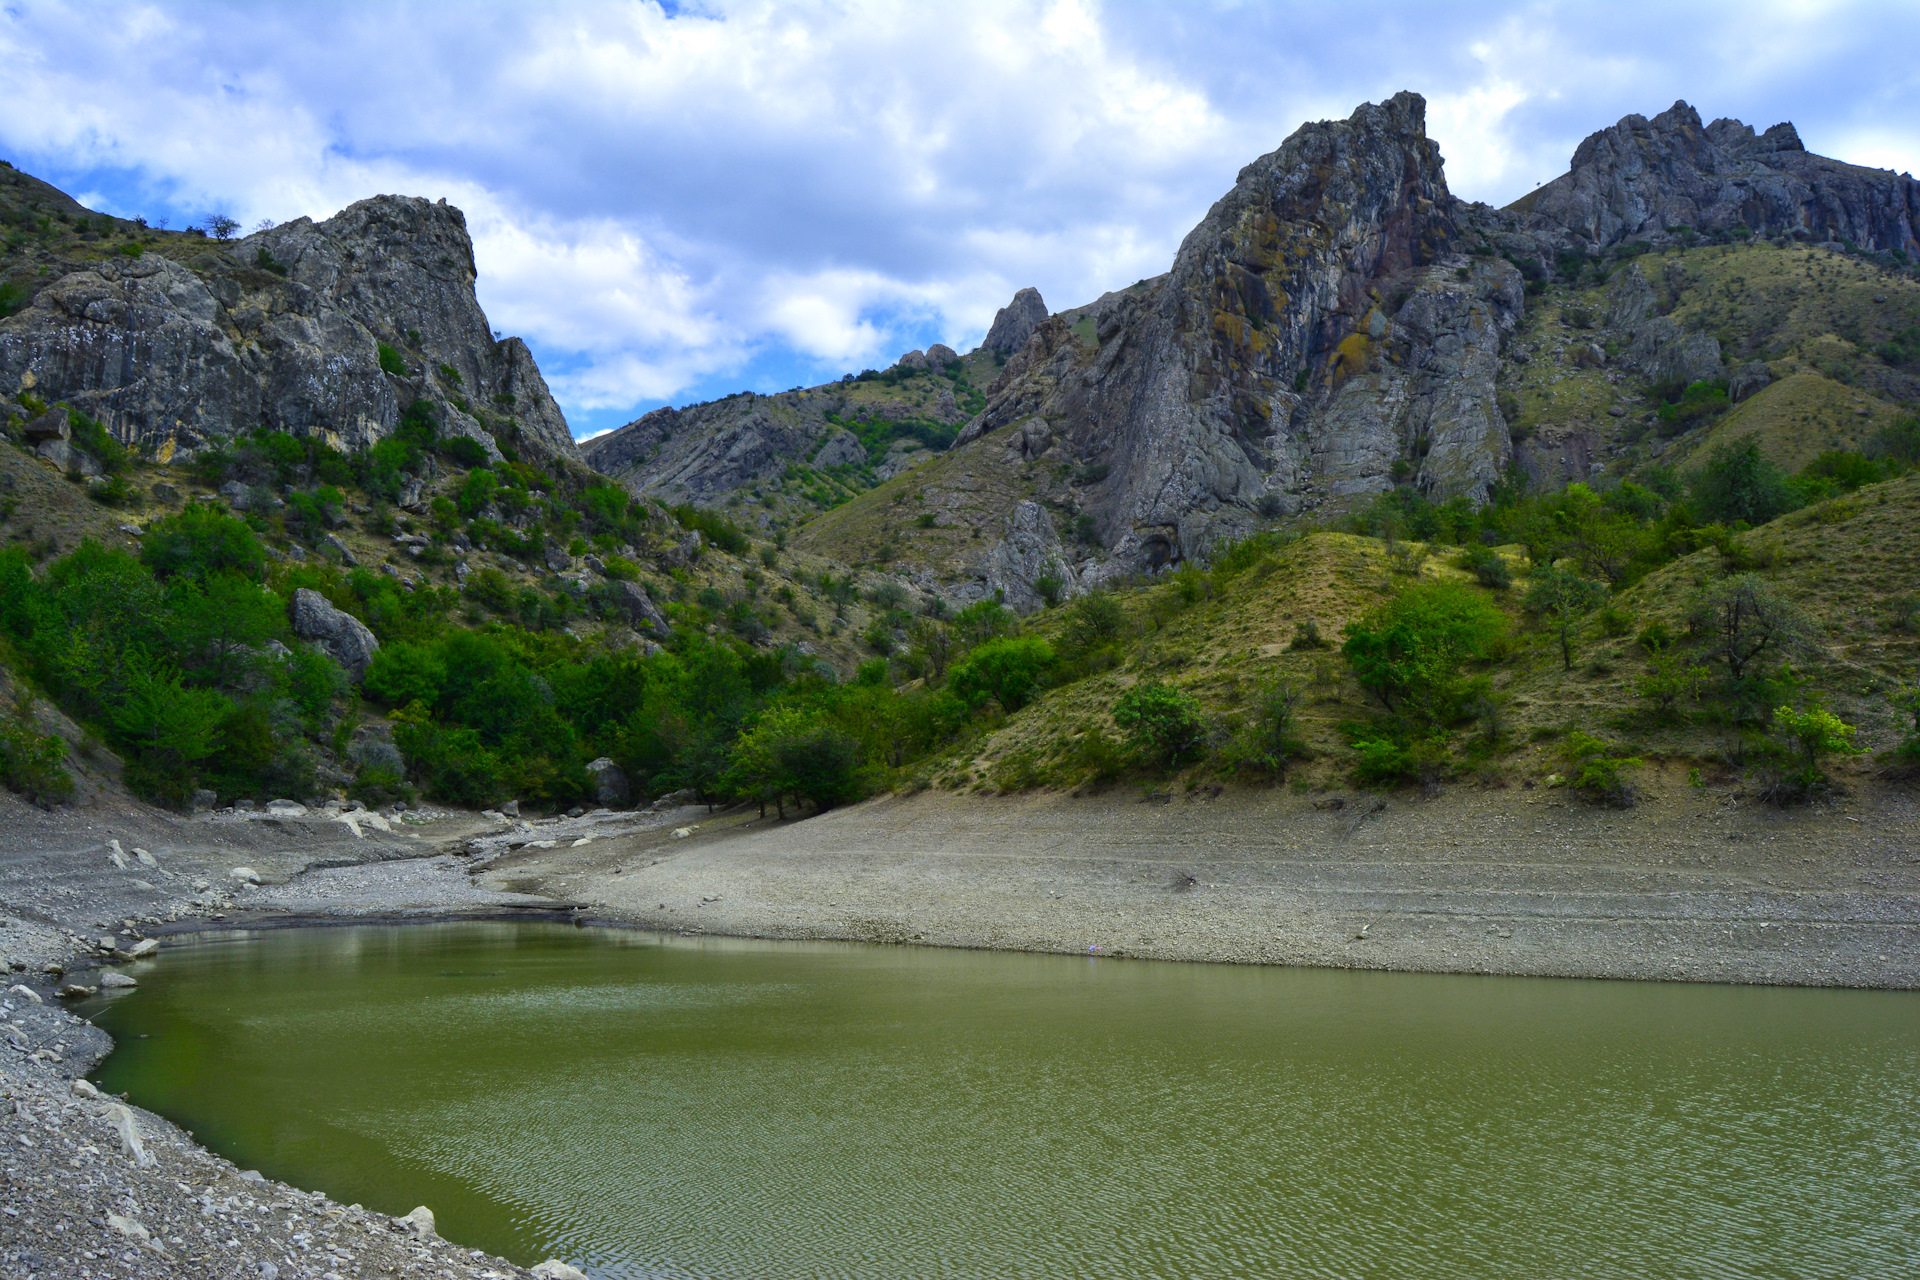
xmin=1 ymin=773 xmax=1917 ymax=1277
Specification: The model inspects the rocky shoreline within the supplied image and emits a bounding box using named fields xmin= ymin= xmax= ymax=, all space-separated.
xmin=3 ymin=777 xmax=1917 ymax=1277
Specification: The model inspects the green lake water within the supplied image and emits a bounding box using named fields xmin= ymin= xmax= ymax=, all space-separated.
xmin=86 ymin=923 xmax=1920 ymax=1279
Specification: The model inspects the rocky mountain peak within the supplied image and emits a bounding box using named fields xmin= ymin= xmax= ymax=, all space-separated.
xmin=983 ymin=287 xmax=1048 ymax=355
xmin=0 ymin=185 xmax=578 ymax=466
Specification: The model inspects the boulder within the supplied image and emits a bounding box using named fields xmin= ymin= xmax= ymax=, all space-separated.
xmin=290 ymin=587 xmax=379 ymax=678
xmin=925 ymin=342 xmax=959 ymax=366
xmin=99 ymin=971 xmax=136 ymax=989
xmin=814 ymin=429 xmax=867 ymax=469
xmin=150 ymin=481 xmax=181 ymax=503
xmin=191 ymin=788 xmax=218 ymax=813
xmin=37 ymin=438 xmax=101 ymax=475
xmin=230 ymin=866 xmax=261 ymax=884
xmin=611 ymin=580 xmax=672 ymax=635
xmin=398 ymin=1206 xmax=437 ymax=1239
xmin=322 ymin=533 xmax=359 ymax=566
xmin=544 ymin=541 xmax=573 ymax=573
xmin=531 ymin=1263 xmax=589 ymax=1280
xmin=265 ymin=798 xmax=308 ymax=817
xmin=983 ymin=287 xmax=1048 ymax=355
xmin=22 ymin=408 xmax=69 ymax=441
xmin=585 ymin=757 xmax=632 ymax=807
xmin=895 ymin=349 xmax=929 ymax=370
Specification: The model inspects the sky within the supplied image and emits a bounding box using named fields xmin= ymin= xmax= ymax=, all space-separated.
xmin=4 ymin=1 xmax=1918 ymax=440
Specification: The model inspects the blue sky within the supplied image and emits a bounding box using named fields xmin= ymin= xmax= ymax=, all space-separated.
xmin=4 ymin=0 xmax=1918 ymax=439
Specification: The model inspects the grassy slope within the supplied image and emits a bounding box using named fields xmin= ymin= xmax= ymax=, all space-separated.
xmin=924 ymin=471 xmax=1920 ymax=794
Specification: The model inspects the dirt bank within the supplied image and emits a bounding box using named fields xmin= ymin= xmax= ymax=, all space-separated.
xmin=486 ymin=772 xmax=1920 ymax=989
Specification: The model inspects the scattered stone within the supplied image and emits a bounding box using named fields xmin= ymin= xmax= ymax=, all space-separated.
xmin=500 ymin=800 xmax=520 ymax=818
xmin=231 ymin=866 xmax=262 ymax=884
xmin=322 ymin=532 xmax=359 ymax=566
xmin=671 ymin=827 xmax=694 ymax=840
xmin=106 ymin=1212 xmax=151 ymax=1241
xmin=150 ymin=481 xmax=181 ymax=504
xmin=191 ymin=788 xmax=218 ymax=813
xmin=99 ymin=971 xmax=136 ymax=989
xmin=56 ymin=982 xmax=97 ymax=998
xmin=71 ymin=1078 xmax=100 ymax=1098
xmin=399 ymin=1205 xmax=437 ymax=1238
xmin=133 ymin=846 xmax=159 ymax=867
xmin=532 ymin=1262 xmax=589 ymax=1280
xmin=266 ymin=798 xmax=309 ymax=817
xmin=8 ymin=983 xmax=41 ymax=1004
xmin=129 ymin=938 xmax=159 ymax=958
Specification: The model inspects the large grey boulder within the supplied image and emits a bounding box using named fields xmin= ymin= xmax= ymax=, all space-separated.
xmin=610 ymin=580 xmax=672 ymax=635
xmin=585 ymin=757 xmax=632 ymax=807
xmin=982 ymin=287 xmax=1048 ymax=356
xmin=289 ymin=588 xmax=379 ymax=678
xmin=980 ymin=500 xmax=1078 ymax=612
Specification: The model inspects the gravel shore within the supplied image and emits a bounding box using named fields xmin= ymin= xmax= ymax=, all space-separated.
xmin=1 ymin=773 xmax=1916 ymax=1277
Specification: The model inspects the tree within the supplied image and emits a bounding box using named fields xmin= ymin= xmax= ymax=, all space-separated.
xmin=141 ymin=503 xmax=267 ymax=584
xmin=1689 ymin=441 xmax=1800 ymax=526
xmin=1636 ymin=648 xmax=1709 ymax=720
xmin=1525 ymin=564 xmax=1607 ymax=670
xmin=1061 ymin=592 xmax=1125 ymax=650
xmin=1341 ymin=581 xmax=1508 ymax=727
xmin=1685 ymin=574 xmax=1813 ymax=680
xmin=1112 ymin=682 xmax=1207 ymax=767
xmin=204 ymin=214 xmax=239 ymax=240
xmin=1219 ymin=681 xmax=1307 ymax=776
xmin=947 ymin=636 xmax=1056 ymax=712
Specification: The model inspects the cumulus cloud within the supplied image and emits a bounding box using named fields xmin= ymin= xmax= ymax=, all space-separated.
xmin=0 ymin=0 xmax=1916 ymax=434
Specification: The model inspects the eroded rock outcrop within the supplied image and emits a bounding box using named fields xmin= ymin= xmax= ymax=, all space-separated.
xmin=982 ymin=288 xmax=1049 ymax=356
xmin=1518 ymin=101 xmax=1920 ymax=255
xmin=0 ymin=195 xmax=578 ymax=465
xmin=290 ymin=588 xmax=379 ymax=679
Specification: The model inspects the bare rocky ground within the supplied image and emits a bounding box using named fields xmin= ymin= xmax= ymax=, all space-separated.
xmin=0 ymin=773 xmax=1916 ymax=1278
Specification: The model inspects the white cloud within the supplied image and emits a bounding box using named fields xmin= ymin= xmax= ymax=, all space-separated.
xmin=0 ymin=0 xmax=1917 ymax=433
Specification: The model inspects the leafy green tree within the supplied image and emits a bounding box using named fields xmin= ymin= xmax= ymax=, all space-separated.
xmin=363 ymin=642 xmax=449 ymax=709
xmin=1558 ymin=731 xmax=1644 ymax=807
xmin=947 ymin=636 xmax=1056 ymax=712
xmin=1341 ymin=581 xmax=1508 ymax=727
xmin=1061 ymin=592 xmax=1125 ymax=650
xmin=163 ymin=573 xmax=285 ymax=691
xmin=1689 ymin=441 xmax=1800 ymax=526
xmin=1112 ymin=682 xmax=1207 ymax=767
xmin=1524 ymin=564 xmax=1607 ymax=670
xmin=141 ymin=503 xmax=267 ymax=583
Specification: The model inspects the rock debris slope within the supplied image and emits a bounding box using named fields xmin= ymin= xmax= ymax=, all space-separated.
xmin=0 ymin=190 xmax=579 ymax=466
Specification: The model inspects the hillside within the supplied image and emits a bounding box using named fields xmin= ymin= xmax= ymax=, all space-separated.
xmin=0 ymin=89 xmax=1915 ymax=829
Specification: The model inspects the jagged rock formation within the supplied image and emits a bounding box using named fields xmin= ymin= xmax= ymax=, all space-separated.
xmin=982 ymin=288 xmax=1049 ymax=355
xmin=582 ymin=392 xmax=828 ymax=504
xmin=0 ymin=194 xmax=578 ymax=466
xmin=1516 ymin=101 xmax=1920 ymax=255
xmin=954 ymin=92 xmax=1522 ymax=577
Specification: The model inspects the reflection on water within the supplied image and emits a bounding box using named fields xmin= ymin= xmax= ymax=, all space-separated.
xmin=90 ymin=923 xmax=1920 ymax=1279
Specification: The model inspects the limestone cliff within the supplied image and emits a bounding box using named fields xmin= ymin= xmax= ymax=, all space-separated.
xmin=0 ymin=191 xmax=578 ymax=466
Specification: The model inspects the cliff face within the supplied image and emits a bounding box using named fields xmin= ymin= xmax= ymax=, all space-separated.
xmin=955 ymin=92 xmax=1522 ymax=573
xmin=0 ymin=193 xmax=578 ymax=466
xmin=1519 ymin=102 xmax=1920 ymax=255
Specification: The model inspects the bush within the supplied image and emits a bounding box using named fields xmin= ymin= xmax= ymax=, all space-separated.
xmin=1767 ymin=704 xmax=1863 ymax=801
xmin=1061 ymin=592 xmax=1125 ymax=651
xmin=1288 ymin=618 xmax=1327 ymax=650
xmin=1457 ymin=545 xmax=1511 ymax=589
xmin=1112 ymin=682 xmax=1207 ymax=768
xmin=669 ymin=504 xmax=749 ymax=556
xmin=1685 ymin=573 xmax=1813 ymax=681
xmin=1218 ymin=681 xmax=1308 ymax=777
xmin=141 ymin=503 xmax=267 ymax=583
xmin=1655 ymin=379 xmax=1731 ymax=432
xmin=377 ymin=342 xmax=407 ymax=377
xmin=1341 ymin=581 xmax=1508 ymax=727
xmin=948 ymin=636 xmax=1056 ymax=712
xmin=1557 ymin=731 xmax=1643 ymax=807
xmin=0 ymin=712 xmax=72 ymax=808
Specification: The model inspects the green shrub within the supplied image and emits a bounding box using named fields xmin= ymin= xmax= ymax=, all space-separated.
xmin=140 ymin=503 xmax=266 ymax=583
xmin=1218 ymin=681 xmax=1308 ymax=777
xmin=1768 ymin=704 xmax=1863 ymax=800
xmin=1655 ymin=379 xmax=1730 ymax=432
xmin=1341 ymin=581 xmax=1507 ymax=727
xmin=1112 ymin=681 xmax=1207 ymax=768
xmin=948 ymin=636 xmax=1056 ymax=712
xmin=1061 ymin=592 xmax=1125 ymax=651
xmin=440 ymin=435 xmax=492 ymax=468
xmin=1557 ymin=731 xmax=1643 ymax=807
xmin=377 ymin=342 xmax=407 ymax=377
xmin=0 ymin=712 xmax=72 ymax=808
xmin=1457 ymin=545 xmax=1511 ymax=589
xmin=669 ymin=503 xmax=749 ymax=556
